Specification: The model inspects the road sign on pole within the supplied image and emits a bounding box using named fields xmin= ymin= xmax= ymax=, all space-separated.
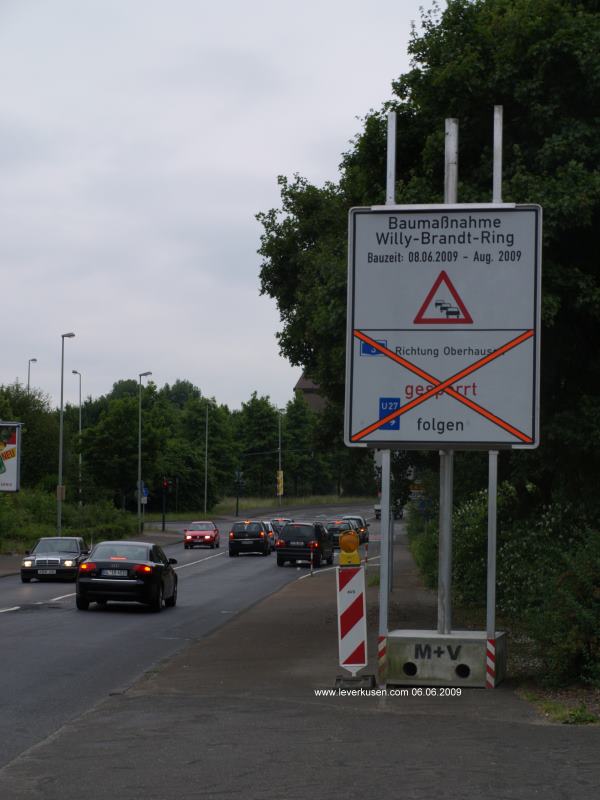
xmin=345 ymin=204 xmax=541 ymax=449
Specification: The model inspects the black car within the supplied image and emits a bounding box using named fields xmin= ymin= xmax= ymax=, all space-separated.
xmin=76 ymin=541 xmax=178 ymax=612
xmin=21 ymin=537 xmax=89 ymax=582
xmin=342 ymin=515 xmax=370 ymax=543
xmin=270 ymin=517 xmax=293 ymax=536
xmin=325 ymin=519 xmax=356 ymax=549
xmin=228 ymin=521 xmax=271 ymax=557
xmin=275 ymin=521 xmax=334 ymax=568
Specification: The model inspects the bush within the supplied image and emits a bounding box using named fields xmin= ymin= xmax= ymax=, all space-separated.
xmin=526 ymin=530 xmax=600 ymax=687
xmin=406 ymin=503 xmax=439 ymax=589
xmin=0 ymin=489 xmax=136 ymax=552
xmin=495 ymin=503 xmax=589 ymax=617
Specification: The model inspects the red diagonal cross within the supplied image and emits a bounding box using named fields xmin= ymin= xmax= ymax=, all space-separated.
xmin=351 ymin=329 xmax=534 ymax=443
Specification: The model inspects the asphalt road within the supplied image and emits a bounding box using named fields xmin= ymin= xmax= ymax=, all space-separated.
xmin=0 ymin=503 xmax=375 ymax=769
xmin=2 ymin=511 xmax=598 ymax=800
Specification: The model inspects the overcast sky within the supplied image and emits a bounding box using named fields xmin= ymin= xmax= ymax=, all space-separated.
xmin=1 ymin=0 xmax=435 ymax=410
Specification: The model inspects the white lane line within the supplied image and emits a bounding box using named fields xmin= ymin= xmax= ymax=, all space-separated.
xmin=296 ymin=555 xmax=380 ymax=581
xmin=49 ymin=593 xmax=76 ymax=602
xmin=175 ymin=551 xmax=225 ymax=570
xmin=0 ymin=606 xmax=20 ymax=613
xmin=298 ymin=566 xmax=336 ymax=581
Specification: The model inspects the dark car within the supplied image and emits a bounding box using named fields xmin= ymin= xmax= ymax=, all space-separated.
xmin=342 ymin=515 xmax=370 ymax=543
xmin=261 ymin=520 xmax=276 ymax=548
xmin=270 ymin=517 xmax=293 ymax=536
xmin=228 ymin=521 xmax=271 ymax=557
xmin=325 ymin=519 xmax=356 ymax=549
xmin=21 ymin=537 xmax=89 ymax=582
xmin=184 ymin=521 xmax=220 ymax=549
xmin=76 ymin=541 xmax=178 ymax=612
xmin=275 ymin=521 xmax=334 ymax=568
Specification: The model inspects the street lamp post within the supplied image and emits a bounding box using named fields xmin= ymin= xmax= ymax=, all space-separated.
xmin=138 ymin=371 xmax=152 ymax=534
xmin=27 ymin=358 xmax=37 ymax=393
xmin=278 ymin=409 xmax=283 ymax=507
xmin=72 ymin=370 xmax=82 ymax=506
xmin=204 ymin=403 xmax=209 ymax=514
xmin=57 ymin=333 xmax=75 ymax=535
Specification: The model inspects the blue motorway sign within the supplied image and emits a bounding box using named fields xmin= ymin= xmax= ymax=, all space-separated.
xmin=379 ymin=398 xmax=401 ymax=430
xmin=361 ymin=339 xmax=387 ymax=356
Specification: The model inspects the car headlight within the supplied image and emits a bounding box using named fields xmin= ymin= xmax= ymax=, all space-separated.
xmin=23 ymin=559 xmax=33 ymax=567
xmin=63 ymin=560 xmax=75 ymax=567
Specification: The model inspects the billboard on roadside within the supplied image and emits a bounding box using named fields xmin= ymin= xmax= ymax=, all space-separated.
xmin=0 ymin=422 xmax=22 ymax=492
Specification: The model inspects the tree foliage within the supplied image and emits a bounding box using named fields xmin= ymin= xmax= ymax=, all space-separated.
xmin=257 ymin=0 xmax=600 ymax=515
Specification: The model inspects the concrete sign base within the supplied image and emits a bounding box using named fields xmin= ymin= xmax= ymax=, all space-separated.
xmin=384 ymin=630 xmax=506 ymax=688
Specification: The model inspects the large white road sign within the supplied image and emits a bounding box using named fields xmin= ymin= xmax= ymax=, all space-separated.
xmin=344 ymin=205 xmax=542 ymax=449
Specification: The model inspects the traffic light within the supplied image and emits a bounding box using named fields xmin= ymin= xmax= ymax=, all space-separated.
xmin=276 ymin=470 xmax=284 ymax=497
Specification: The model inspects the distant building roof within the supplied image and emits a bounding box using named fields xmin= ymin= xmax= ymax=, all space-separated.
xmin=294 ymin=374 xmax=327 ymax=413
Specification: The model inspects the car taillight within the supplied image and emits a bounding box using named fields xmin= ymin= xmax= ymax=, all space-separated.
xmin=204 ymin=535 xmax=211 ymax=539
xmin=229 ymin=531 xmax=234 ymax=539
xmin=275 ymin=539 xmax=284 ymax=548
xmin=259 ymin=531 xmax=265 ymax=537
xmin=185 ymin=534 xmax=192 ymax=540
xmin=309 ymin=541 xmax=319 ymax=549
xmin=133 ymin=564 xmax=152 ymax=574
xmin=79 ymin=562 xmax=96 ymax=572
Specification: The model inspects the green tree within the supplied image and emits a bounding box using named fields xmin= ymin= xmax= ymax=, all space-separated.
xmin=233 ymin=393 xmax=279 ymax=497
xmin=258 ymin=0 xmax=600 ymax=515
xmin=81 ymin=392 xmax=159 ymax=509
xmin=283 ymin=393 xmax=317 ymax=496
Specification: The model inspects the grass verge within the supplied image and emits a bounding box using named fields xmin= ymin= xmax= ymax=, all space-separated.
xmin=144 ymin=495 xmax=376 ymax=520
xmin=518 ymin=689 xmax=600 ymax=724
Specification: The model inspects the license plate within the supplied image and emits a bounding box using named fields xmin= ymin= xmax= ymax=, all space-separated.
xmin=102 ymin=569 xmax=128 ymax=577
xmin=290 ymin=541 xmax=304 ymax=547
xmin=38 ymin=569 xmax=56 ymax=575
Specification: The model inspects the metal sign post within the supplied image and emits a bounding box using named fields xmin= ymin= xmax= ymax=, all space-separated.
xmin=375 ymin=111 xmax=396 ymax=682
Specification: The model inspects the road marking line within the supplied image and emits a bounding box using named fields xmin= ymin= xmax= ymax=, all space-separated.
xmin=49 ymin=593 xmax=76 ymax=602
xmin=0 ymin=606 xmax=20 ymax=613
xmin=175 ymin=552 xmax=225 ymax=570
xmin=296 ymin=555 xmax=381 ymax=581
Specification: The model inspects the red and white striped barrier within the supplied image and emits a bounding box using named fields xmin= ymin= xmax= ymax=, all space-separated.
xmin=486 ymin=638 xmax=496 ymax=688
xmin=336 ymin=566 xmax=367 ymax=676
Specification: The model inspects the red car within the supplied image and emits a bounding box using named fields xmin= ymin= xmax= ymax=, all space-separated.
xmin=184 ymin=521 xmax=220 ymax=549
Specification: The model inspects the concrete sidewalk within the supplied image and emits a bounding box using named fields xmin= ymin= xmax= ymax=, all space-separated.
xmin=1 ymin=533 xmax=599 ymax=799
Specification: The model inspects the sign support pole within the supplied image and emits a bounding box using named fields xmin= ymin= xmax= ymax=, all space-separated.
xmin=377 ymin=111 xmax=396 ymax=668
xmin=437 ymin=118 xmax=458 ymax=635
xmin=484 ymin=106 xmax=504 ymax=685
xmin=488 ymin=108 xmax=503 ymax=635
xmin=388 ymin=511 xmax=394 ymax=594
xmin=486 ymin=450 xmax=498 ymax=637
xmin=378 ymin=449 xmax=391 ymax=638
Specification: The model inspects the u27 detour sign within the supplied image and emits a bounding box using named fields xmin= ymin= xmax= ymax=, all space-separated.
xmin=344 ymin=205 xmax=542 ymax=449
